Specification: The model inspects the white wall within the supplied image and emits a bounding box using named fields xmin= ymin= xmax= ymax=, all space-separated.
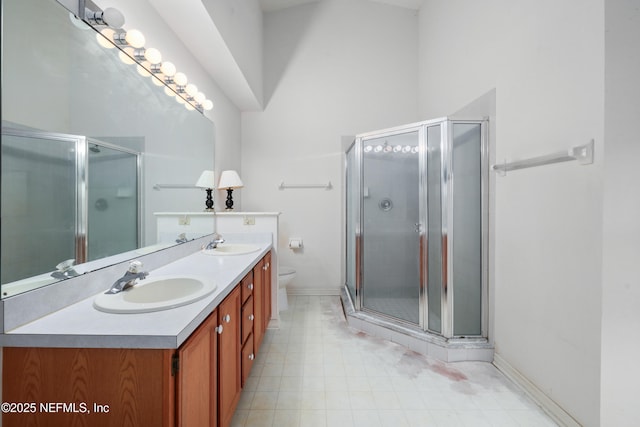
xmin=202 ymin=0 xmax=264 ymax=107
xmin=241 ymin=0 xmax=419 ymax=294
xmin=601 ymin=1 xmax=640 ymax=425
xmin=419 ymin=1 xmax=604 ymax=425
xmin=95 ymin=0 xmax=242 ymax=198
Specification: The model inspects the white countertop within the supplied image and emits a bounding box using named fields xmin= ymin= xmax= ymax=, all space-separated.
xmin=0 ymin=242 xmax=271 ymax=350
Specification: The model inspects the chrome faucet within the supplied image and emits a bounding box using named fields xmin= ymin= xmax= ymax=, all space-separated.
xmin=105 ymin=260 xmax=148 ymax=294
xmin=175 ymin=233 xmax=188 ymax=243
xmin=203 ymin=233 xmax=225 ymax=250
xmin=51 ymin=259 xmax=80 ymax=280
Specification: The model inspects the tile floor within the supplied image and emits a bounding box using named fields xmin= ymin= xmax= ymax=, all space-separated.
xmin=231 ymin=296 xmax=558 ymax=427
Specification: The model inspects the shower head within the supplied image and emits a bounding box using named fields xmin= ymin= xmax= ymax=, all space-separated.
xmin=89 ymin=144 xmax=101 ymax=153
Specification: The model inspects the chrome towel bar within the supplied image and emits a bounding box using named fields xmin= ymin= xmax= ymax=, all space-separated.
xmin=492 ymin=139 xmax=594 ymax=176
xmin=278 ymin=181 xmax=333 ymax=190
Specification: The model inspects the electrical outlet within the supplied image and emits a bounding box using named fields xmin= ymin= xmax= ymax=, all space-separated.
xmin=179 ymin=216 xmax=190 ymax=225
xmin=243 ymin=216 xmax=255 ymax=225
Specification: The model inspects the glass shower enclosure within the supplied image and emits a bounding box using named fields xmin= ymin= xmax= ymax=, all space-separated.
xmin=1 ymin=126 xmax=140 ymax=291
xmin=345 ymin=117 xmax=488 ymax=339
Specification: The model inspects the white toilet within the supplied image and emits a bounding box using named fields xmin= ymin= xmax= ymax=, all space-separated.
xmin=278 ymin=266 xmax=296 ymax=311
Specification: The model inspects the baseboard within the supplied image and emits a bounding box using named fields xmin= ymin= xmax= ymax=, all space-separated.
xmin=493 ymin=353 xmax=581 ymax=427
xmin=287 ymin=287 xmax=342 ymax=296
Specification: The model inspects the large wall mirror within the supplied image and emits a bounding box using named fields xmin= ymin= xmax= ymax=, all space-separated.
xmin=1 ymin=0 xmax=215 ymax=297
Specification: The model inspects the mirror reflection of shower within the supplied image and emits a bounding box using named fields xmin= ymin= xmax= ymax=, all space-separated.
xmin=1 ymin=126 xmax=141 ymax=296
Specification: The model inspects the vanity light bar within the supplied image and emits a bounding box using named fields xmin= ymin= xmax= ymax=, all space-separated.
xmin=86 ymin=7 xmax=214 ymax=113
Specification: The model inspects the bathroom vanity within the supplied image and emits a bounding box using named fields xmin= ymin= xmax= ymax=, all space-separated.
xmin=1 ymin=242 xmax=272 ymax=427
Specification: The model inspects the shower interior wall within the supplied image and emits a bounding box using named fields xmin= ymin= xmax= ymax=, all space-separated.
xmin=362 ymin=148 xmax=420 ymax=301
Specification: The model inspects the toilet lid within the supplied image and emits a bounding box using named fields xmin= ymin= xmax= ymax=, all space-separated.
xmin=279 ymin=266 xmax=295 ymax=276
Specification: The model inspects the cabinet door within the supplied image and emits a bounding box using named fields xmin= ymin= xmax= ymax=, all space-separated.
xmin=218 ymin=286 xmax=241 ymax=427
xmin=2 ymin=347 xmax=173 ymax=427
xmin=252 ymin=258 xmax=265 ymax=352
xmin=176 ymin=309 xmax=217 ymax=427
xmin=241 ymin=336 xmax=255 ymax=387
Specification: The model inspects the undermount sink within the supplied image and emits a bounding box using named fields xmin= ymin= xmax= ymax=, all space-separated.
xmin=202 ymin=243 xmax=260 ymax=256
xmin=93 ymin=275 xmax=216 ymax=314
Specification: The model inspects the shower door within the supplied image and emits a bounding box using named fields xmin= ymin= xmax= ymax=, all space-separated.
xmin=361 ymin=128 xmax=422 ymax=325
xmin=87 ymin=141 xmax=140 ymax=261
xmin=1 ymin=128 xmax=84 ymax=285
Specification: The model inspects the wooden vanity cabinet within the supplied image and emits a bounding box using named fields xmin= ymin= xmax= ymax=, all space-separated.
xmin=217 ymin=286 xmax=241 ymax=427
xmin=176 ymin=308 xmax=218 ymax=427
xmin=2 ymin=251 xmax=273 ymax=427
xmin=240 ymin=272 xmax=256 ymax=386
xmin=263 ymin=252 xmax=272 ymax=332
xmin=2 ymin=347 xmax=176 ymax=427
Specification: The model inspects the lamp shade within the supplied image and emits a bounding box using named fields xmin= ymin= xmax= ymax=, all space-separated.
xmin=195 ymin=170 xmax=215 ymax=189
xmin=218 ymin=170 xmax=244 ymax=189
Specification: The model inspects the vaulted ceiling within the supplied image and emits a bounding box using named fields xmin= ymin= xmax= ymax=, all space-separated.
xmin=258 ymin=0 xmax=423 ymax=12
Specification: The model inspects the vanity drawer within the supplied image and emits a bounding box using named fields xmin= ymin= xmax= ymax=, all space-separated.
xmin=241 ymin=270 xmax=254 ymax=303
xmin=241 ymin=295 xmax=254 ymax=345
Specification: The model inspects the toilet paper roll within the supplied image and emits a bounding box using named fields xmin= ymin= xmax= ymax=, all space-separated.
xmin=289 ymin=239 xmax=302 ymax=249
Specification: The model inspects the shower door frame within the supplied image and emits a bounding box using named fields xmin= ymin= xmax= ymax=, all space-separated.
xmin=345 ymin=117 xmax=489 ymax=340
xmin=353 ymin=123 xmax=426 ymax=328
xmin=1 ymin=127 xmax=142 ymax=269
xmin=85 ymin=138 xmax=143 ymax=262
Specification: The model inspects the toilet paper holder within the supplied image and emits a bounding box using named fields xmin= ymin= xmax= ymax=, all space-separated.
xmin=288 ymin=238 xmax=303 ymax=249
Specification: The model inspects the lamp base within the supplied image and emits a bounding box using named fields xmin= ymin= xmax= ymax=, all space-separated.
xmin=204 ymin=188 xmax=214 ymax=211
xmin=225 ymin=189 xmax=234 ymax=210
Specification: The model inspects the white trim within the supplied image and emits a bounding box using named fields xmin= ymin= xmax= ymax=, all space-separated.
xmin=493 ymin=353 xmax=581 ymax=427
xmin=287 ymin=287 xmax=342 ymax=296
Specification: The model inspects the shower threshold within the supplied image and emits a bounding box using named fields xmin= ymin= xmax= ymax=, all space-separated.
xmin=340 ymin=287 xmax=494 ymax=363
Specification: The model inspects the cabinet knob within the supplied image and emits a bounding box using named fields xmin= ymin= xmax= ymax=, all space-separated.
xmin=248 ymin=353 xmax=255 ymax=361
xmin=216 ymin=325 xmax=223 ymax=335
xmin=223 ymin=314 xmax=231 ymax=323
xmin=248 ymin=314 xmax=254 ymax=321
xmin=248 ymin=283 xmax=254 ymax=290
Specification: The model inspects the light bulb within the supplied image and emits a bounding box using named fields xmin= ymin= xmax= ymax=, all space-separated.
xmin=96 ymin=28 xmax=116 ymax=49
xmin=403 ymin=145 xmax=411 ymax=153
xmin=144 ymin=47 xmax=162 ymax=64
xmin=393 ymin=145 xmax=402 ymax=153
xmin=374 ymin=145 xmax=383 ymax=153
xmin=412 ymin=146 xmax=419 ymax=154
xmin=151 ymin=75 xmax=164 ymax=86
xmin=185 ymin=102 xmax=195 ymax=111
xmin=194 ymin=92 xmax=206 ymax=103
xmin=175 ymin=95 xmax=186 ymax=105
xmin=125 ymin=29 xmax=145 ymax=48
xmin=102 ymin=7 xmax=125 ymax=28
xmin=136 ymin=64 xmax=150 ymax=77
xmin=364 ymin=146 xmax=373 ymax=153
xmin=185 ymin=83 xmax=198 ymax=97
xmin=164 ymin=86 xmax=176 ymax=97
xmin=202 ymin=99 xmax=214 ymax=111
xmin=118 ymin=47 xmax=135 ymax=65
xmin=174 ymin=72 xmax=187 ymax=86
xmin=160 ymin=61 xmax=176 ymax=77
